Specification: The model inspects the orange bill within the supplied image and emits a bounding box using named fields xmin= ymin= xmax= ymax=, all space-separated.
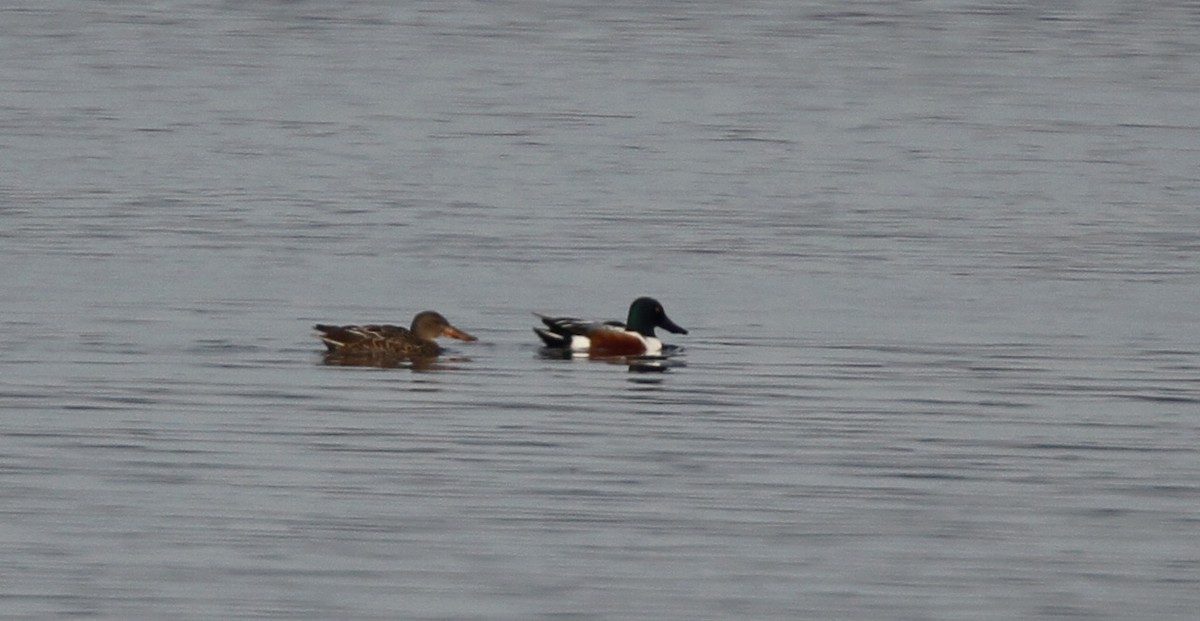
xmin=442 ymin=325 xmax=477 ymax=342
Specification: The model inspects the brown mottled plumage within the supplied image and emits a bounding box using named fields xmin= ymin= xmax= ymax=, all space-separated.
xmin=315 ymin=311 xmax=476 ymax=359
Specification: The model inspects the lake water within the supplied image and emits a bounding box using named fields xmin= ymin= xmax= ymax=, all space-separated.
xmin=2 ymin=1 xmax=1199 ymax=619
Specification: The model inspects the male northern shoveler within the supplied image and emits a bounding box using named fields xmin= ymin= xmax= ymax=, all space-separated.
xmin=533 ymin=297 xmax=688 ymax=356
xmin=315 ymin=311 xmax=477 ymax=359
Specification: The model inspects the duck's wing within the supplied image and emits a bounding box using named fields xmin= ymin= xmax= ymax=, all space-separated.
xmin=315 ymin=324 xmax=409 ymax=351
xmin=532 ymin=314 xmax=634 ymax=349
xmin=534 ymin=315 xmax=583 ymax=335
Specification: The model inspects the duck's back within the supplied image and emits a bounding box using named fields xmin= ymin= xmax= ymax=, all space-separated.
xmin=315 ymin=324 xmax=438 ymax=357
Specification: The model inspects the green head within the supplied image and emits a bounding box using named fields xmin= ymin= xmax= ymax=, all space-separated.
xmin=625 ymin=297 xmax=688 ymax=338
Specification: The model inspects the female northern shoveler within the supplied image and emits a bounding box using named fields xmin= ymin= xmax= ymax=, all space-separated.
xmin=315 ymin=311 xmax=477 ymax=359
xmin=533 ymin=297 xmax=688 ymax=356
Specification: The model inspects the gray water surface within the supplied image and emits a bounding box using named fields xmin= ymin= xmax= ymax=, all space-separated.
xmin=2 ymin=1 xmax=1199 ymax=619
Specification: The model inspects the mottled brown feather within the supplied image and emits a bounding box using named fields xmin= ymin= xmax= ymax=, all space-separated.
xmin=316 ymin=324 xmax=441 ymax=357
xmin=315 ymin=312 xmax=475 ymax=360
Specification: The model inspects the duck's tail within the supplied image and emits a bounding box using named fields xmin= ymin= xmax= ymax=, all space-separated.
xmin=315 ymin=324 xmax=351 ymax=351
xmin=533 ymin=327 xmax=570 ymax=348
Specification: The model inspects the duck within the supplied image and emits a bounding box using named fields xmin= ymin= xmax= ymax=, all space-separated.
xmin=533 ymin=297 xmax=688 ymax=356
xmin=315 ymin=311 xmax=477 ymax=359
